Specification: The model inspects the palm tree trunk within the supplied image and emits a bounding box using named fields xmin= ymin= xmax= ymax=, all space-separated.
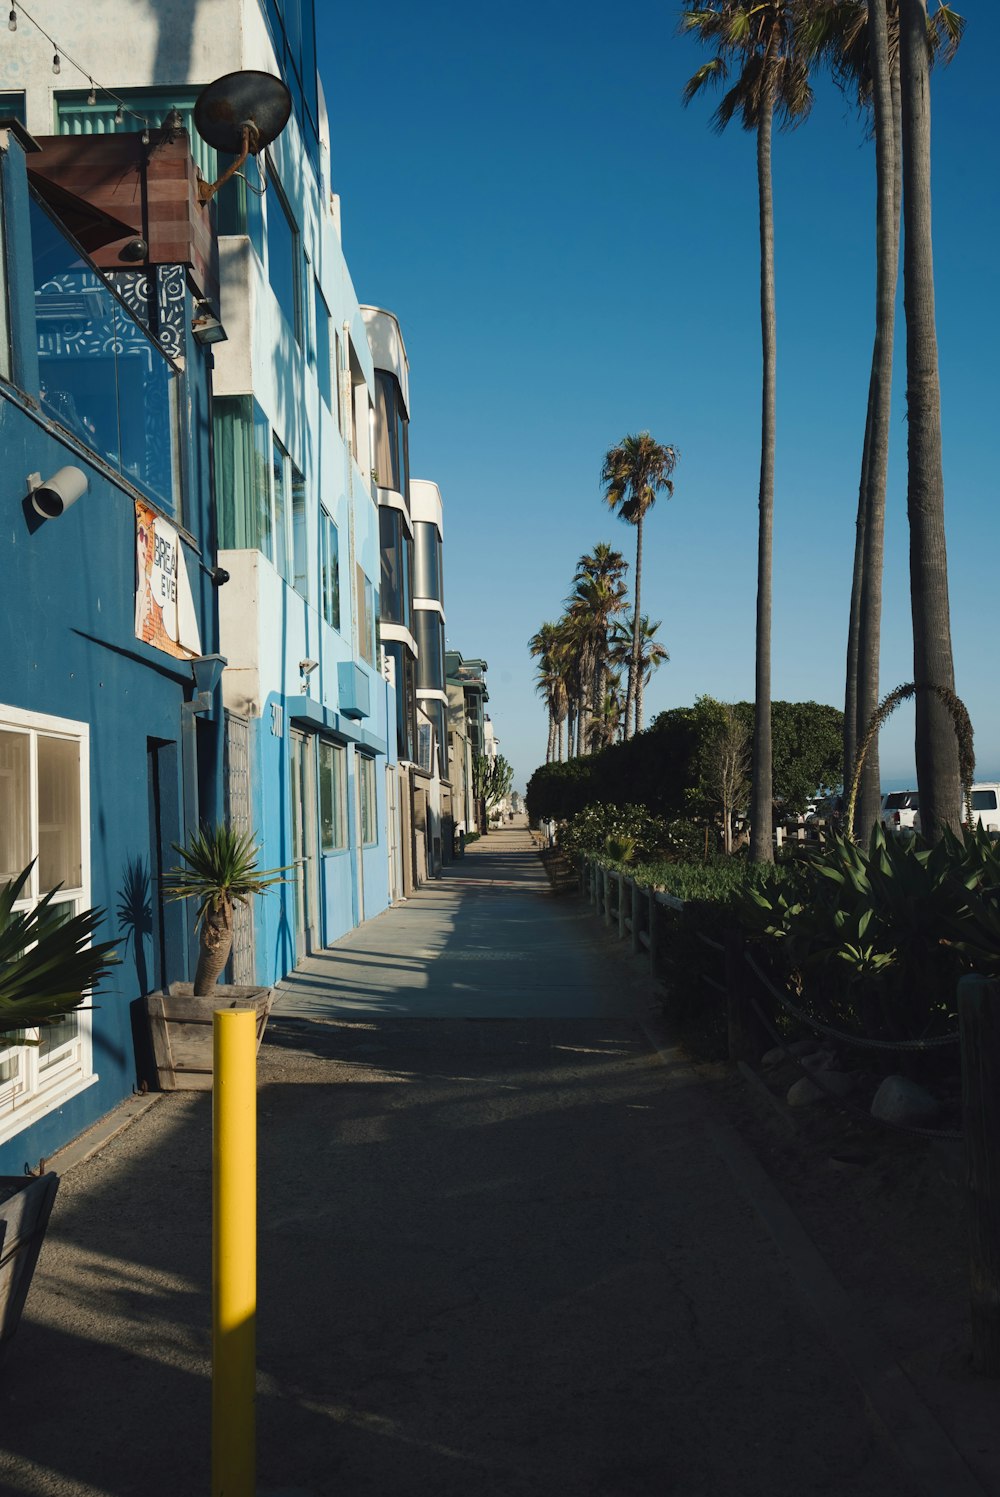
xmin=844 ymin=403 xmax=871 ymax=801
xmin=854 ymin=0 xmax=901 ymax=843
xmin=899 ymin=0 xmax=960 ymax=837
xmin=636 ymin=661 xmax=645 ymax=735
xmin=556 ymin=718 xmax=564 ymax=762
xmin=750 ymin=91 xmax=776 ymax=865
xmin=625 ymin=519 xmax=643 ymax=740
xmin=193 ymin=899 xmax=234 ymax=996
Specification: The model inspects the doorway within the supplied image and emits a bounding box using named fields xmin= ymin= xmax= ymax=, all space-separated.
xmin=290 ymin=730 xmax=321 ymax=961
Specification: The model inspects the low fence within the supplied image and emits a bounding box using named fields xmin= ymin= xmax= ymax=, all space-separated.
xmin=579 ymin=853 xmax=1000 ymax=1377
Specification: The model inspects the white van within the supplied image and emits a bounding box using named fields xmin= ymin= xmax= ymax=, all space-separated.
xmin=912 ymin=783 xmax=1000 ymax=835
xmin=965 ymin=784 xmax=1000 ymax=833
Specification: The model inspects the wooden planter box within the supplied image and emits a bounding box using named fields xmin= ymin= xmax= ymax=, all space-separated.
xmin=0 ymin=1172 xmax=58 ymax=1357
xmin=144 ymin=983 xmax=275 ymax=1091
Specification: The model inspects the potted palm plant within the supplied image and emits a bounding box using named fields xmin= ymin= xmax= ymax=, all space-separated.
xmin=143 ymin=825 xmax=288 ymax=1091
xmin=0 ymin=863 xmax=118 ymax=1356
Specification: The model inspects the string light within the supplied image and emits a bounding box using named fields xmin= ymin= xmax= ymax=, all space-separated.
xmin=11 ymin=2 xmax=150 ymax=136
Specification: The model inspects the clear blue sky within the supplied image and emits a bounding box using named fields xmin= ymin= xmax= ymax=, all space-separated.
xmin=318 ymin=1 xmax=998 ymax=794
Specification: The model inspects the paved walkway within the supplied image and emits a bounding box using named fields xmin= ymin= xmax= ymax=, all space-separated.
xmin=275 ymin=826 xmax=641 ymax=1020
xmin=2 ymin=832 xmax=978 ymax=1496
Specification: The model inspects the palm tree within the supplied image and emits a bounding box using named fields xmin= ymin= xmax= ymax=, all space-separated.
xmin=806 ymin=0 xmax=963 ymax=842
xmin=898 ymin=0 xmax=963 ymax=836
xmin=529 ymin=621 xmax=573 ymax=762
xmin=567 ymin=544 xmax=629 ymax=751
xmin=600 ymin=434 xmax=678 ymax=741
xmin=610 ymin=614 xmax=670 ymax=735
xmin=681 ymin=0 xmax=811 ymax=862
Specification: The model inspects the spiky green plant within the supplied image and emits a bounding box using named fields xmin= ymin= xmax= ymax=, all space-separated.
xmin=0 ymin=864 xmax=118 ymax=1039
xmin=164 ymin=826 xmax=289 ymax=996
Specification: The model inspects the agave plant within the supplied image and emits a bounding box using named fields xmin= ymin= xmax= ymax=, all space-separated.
xmin=164 ymin=826 xmax=289 ymax=997
xmin=0 ymin=864 xmax=118 ymax=1039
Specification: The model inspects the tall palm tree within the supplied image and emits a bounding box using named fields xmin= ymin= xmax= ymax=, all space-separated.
xmin=681 ymin=0 xmax=812 ymax=862
xmin=529 ymin=621 xmax=568 ymax=762
xmin=600 ymin=434 xmax=678 ymax=741
xmin=610 ymin=615 xmax=670 ymax=735
xmin=806 ymin=0 xmax=963 ymax=842
xmin=898 ymin=0 xmax=963 ymax=836
xmin=568 ymin=544 xmax=629 ymax=751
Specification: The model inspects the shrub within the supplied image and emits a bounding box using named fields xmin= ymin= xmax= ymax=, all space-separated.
xmin=559 ymin=802 xmax=668 ymax=861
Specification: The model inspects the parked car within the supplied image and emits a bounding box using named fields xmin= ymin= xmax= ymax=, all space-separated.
xmin=914 ymin=783 xmax=1000 ymax=836
xmin=880 ymin=790 xmax=919 ymax=834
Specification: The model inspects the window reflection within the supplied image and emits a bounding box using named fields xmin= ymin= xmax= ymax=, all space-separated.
xmin=31 ymin=193 xmax=179 ymax=515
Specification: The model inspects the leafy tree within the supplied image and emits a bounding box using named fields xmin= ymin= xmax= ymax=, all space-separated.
xmin=600 ymin=434 xmax=678 ymax=739
xmin=681 ymin=0 xmax=812 ymax=861
xmin=472 ymin=754 xmax=515 ymax=815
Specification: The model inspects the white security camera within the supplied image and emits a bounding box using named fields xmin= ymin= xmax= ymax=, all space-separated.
xmin=299 ymin=659 xmax=319 ymax=676
xmin=30 ymin=466 xmax=88 ymax=519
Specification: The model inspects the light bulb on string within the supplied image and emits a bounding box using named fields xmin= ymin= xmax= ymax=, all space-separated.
xmin=87 ymin=82 xmax=97 ymax=106
xmin=7 ymin=9 xmax=16 ymax=32
xmin=141 ymin=125 xmax=149 ymax=145
xmin=114 ymin=105 xmax=124 ymax=126
xmin=52 ymin=51 xmax=61 ymax=74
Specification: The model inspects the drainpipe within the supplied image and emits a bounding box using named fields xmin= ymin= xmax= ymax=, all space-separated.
xmin=341 ymin=322 xmax=359 ymax=654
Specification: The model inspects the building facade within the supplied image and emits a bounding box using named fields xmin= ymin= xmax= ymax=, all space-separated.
xmin=0 ymin=121 xmax=223 ymax=1171
xmin=11 ymin=0 xmax=396 ymax=987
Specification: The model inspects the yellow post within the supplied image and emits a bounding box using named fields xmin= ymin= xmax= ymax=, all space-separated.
xmin=212 ymin=1008 xmax=257 ymax=1496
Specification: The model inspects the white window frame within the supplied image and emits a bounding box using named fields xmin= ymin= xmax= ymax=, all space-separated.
xmin=0 ymin=704 xmax=96 ymax=1147
xmin=320 ymin=509 xmax=340 ymax=631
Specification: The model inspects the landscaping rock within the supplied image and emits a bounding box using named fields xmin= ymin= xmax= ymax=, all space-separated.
xmin=763 ymin=1039 xmax=820 ymax=1066
xmin=871 ymin=1075 xmax=940 ymax=1127
xmin=801 ymin=1048 xmax=839 ymax=1071
xmin=787 ymin=1071 xmax=854 ymax=1107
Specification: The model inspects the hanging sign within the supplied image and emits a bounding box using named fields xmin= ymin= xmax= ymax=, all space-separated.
xmin=135 ymin=500 xmax=202 ymax=659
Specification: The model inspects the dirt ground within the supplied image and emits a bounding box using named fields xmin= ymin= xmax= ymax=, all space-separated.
xmin=694 ymin=1050 xmax=1000 ymax=1494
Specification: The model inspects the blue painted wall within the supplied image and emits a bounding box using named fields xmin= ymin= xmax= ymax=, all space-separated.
xmin=0 ymin=131 xmax=222 ymax=1173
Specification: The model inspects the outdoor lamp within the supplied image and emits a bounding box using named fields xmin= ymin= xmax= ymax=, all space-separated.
xmin=191 ymin=299 xmax=227 ymax=345
xmin=191 ymin=653 xmax=226 ymax=712
xmin=29 ymin=466 xmax=88 ymax=519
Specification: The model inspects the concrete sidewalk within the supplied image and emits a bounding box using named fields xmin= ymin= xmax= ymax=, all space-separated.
xmin=0 ymin=833 xmax=985 ymax=1496
xmin=276 ymin=826 xmax=641 ymax=1020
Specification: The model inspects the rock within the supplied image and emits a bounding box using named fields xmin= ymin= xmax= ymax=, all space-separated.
xmin=761 ymin=1046 xmax=787 ymax=1068
xmin=871 ymin=1075 xmax=940 ymax=1127
xmin=787 ymin=1038 xmax=821 ymax=1057
xmin=786 ymin=1071 xmax=854 ymax=1107
xmin=800 ymin=1048 xmax=838 ymax=1071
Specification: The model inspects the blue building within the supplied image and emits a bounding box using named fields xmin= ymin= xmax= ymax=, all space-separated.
xmin=11 ymin=0 xmax=398 ymax=987
xmin=0 ymin=119 xmax=224 ymax=1172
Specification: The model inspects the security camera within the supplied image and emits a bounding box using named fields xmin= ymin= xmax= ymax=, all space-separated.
xmin=30 ymin=466 xmax=88 ymax=519
xmin=299 ymin=659 xmax=319 ymax=676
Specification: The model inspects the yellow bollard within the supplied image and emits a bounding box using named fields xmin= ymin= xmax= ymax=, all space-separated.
xmin=212 ymin=1008 xmax=257 ymax=1497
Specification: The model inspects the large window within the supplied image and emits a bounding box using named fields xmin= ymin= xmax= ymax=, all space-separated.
xmin=321 ymin=510 xmax=340 ymax=630
xmin=31 ymin=193 xmax=180 ymax=516
xmin=319 ymin=740 xmax=347 ymax=852
xmin=313 ymin=280 xmax=332 ymax=409
xmin=291 ymin=465 xmax=308 ymax=599
xmin=259 ymin=0 xmax=321 ymax=178
xmin=358 ymin=754 xmax=377 ymax=846
xmin=0 ymin=707 xmax=93 ymax=1145
xmin=379 ymin=507 xmax=413 ymax=628
xmin=373 ymin=370 xmax=409 ymax=498
xmin=214 ymin=395 xmax=271 ymax=550
xmin=414 ymin=522 xmax=443 ymax=601
xmin=267 ymin=175 xmax=302 ymax=343
xmin=356 ymin=565 xmax=376 ymax=666
xmin=413 ymin=610 xmax=446 ymax=693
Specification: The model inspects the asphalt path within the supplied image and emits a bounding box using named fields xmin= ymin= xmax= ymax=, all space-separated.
xmin=0 ymin=830 xmax=928 ymax=1496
